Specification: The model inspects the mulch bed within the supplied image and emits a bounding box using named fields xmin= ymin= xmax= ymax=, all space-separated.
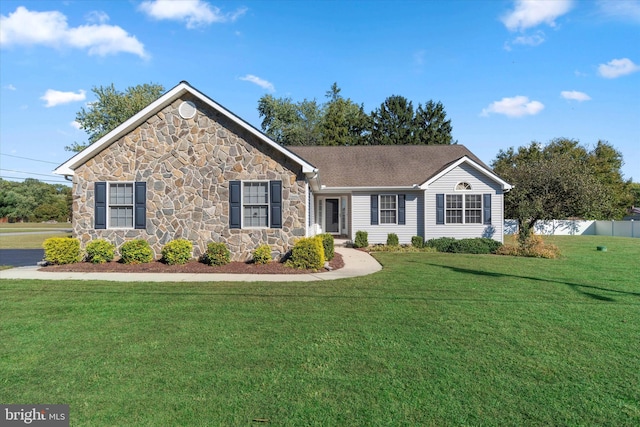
xmin=40 ymin=253 xmax=344 ymax=275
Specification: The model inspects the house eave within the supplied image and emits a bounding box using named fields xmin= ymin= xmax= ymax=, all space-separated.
xmin=420 ymin=156 xmax=512 ymax=191
xmin=53 ymin=81 xmax=316 ymax=176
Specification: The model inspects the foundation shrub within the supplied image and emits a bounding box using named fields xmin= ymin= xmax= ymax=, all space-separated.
xmin=386 ymin=233 xmax=400 ymax=247
xmin=252 ymin=244 xmax=272 ymax=265
xmin=161 ymin=239 xmax=193 ymax=265
xmin=120 ymin=239 xmax=154 ymax=264
xmin=85 ymin=239 xmax=115 ymax=264
xmin=43 ymin=237 xmax=81 ymax=265
xmin=288 ymin=236 xmax=325 ymax=270
xmin=411 ymin=236 xmax=424 ymax=248
xmin=425 ymin=237 xmax=457 ymax=253
xmin=318 ymin=233 xmax=335 ymax=261
xmin=202 ymin=242 xmax=231 ymax=266
xmin=353 ymin=230 xmax=369 ymax=249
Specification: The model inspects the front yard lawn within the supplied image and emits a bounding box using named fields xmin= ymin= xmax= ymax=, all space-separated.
xmin=1 ymin=236 xmax=638 ymax=425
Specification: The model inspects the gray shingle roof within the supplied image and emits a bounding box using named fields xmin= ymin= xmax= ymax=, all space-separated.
xmin=289 ymin=145 xmax=491 ymax=188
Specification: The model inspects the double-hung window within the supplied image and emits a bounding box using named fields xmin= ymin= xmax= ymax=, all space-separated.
xmin=437 ymin=183 xmax=491 ymax=225
xmin=95 ymin=181 xmax=146 ymax=230
xmin=229 ymin=180 xmax=282 ymax=229
xmin=380 ymin=195 xmax=397 ymax=224
xmin=109 ymin=183 xmax=134 ymax=228
xmin=243 ymin=182 xmax=269 ymax=228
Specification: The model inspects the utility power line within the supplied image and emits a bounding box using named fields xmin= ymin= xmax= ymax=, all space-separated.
xmin=0 ymin=175 xmax=68 ymax=184
xmin=1 ymin=168 xmax=57 ymax=178
xmin=0 ymin=153 xmax=60 ymax=165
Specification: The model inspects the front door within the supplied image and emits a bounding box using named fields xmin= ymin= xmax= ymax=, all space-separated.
xmin=325 ymin=198 xmax=340 ymax=233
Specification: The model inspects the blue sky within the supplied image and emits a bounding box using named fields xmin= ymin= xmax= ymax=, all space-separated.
xmin=1 ymin=0 xmax=639 ymax=185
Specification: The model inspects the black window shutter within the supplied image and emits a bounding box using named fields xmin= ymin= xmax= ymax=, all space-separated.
xmin=229 ymin=181 xmax=241 ymax=229
xmin=436 ymin=194 xmax=445 ymax=225
xmin=270 ymin=180 xmax=282 ymax=229
xmin=398 ymin=194 xmax=406 ymax=225
xmin=134 ymin=182 xmax=147 ymax=229
xmin=95 ymin=182 xmax=107 ymax=229
xmin=370 ymin=195 xmax=378 ymax=225
xmin=483 ymin=193 xmax=492 ymax=225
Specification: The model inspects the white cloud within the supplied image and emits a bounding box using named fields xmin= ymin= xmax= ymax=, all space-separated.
xmin=85 ymin=11 xmax=110 ymax=24
xmin=70 ymin=121 xmax=82 ymax=130
xmin=561 ymin=90 xmax=591 ymax=102
xmin=0 ymin=6 xmax=147 ymax=58
xmin=139 ymin=0 xmax=247 ymax=29
xmin=598 ymin=58 xmax=640 ymax=78
xmin=597 ymin=0 xmax=640 ymax=23
xmin=481 ymin=96 xmax=544 ymax=118
xmin=4 ymin=84 xmax=17 ymax=91
xmin=41 ymin=89 xmax=86 ymax=107
xmin=512 ymin=31 xmax=545 ymax=46
xmin=501 ymin=0 xmax=573 ymax=31
xmin=239 ymin=74 xmax=275 ymax=92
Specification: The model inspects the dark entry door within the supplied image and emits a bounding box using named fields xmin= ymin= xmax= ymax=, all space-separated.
xmin=325 ymin=199 xmax=340 ymax=233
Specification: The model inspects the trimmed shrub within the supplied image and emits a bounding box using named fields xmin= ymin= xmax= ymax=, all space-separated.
xmin=253 ymin=244 xmax=272 ymax=265
xmin=425 ymin=237 xmax=457 ymax=253
xmin=120 ymin=239 xmax=154 ymax=264
xmin=353 ymin=230 xmax=368 ymax=249
xmin=425 ymin=237 xmax=502 ymax=254
xmin=202 ymin=242 xmax=231 ymax=266
xmin=43 ymin=237 xmax=81 ymax=265
xmin=161 ymin=239 xmax=193 ymax=265
xmin=288 ymin=236 xmax=325 ymax=270
xmin=411 ymin=236 xmax=424 ymax=248
xmin=85 ymin=239 xmax=115 ymax=264
xmin=386 ymin=233 xmax=399 ymax=247
xmin=318 ymin=233 xmax=335 ymax=261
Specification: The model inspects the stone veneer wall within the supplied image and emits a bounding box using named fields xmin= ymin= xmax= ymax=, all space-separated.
xmin=73 ymin=94 xmax=307 ymax=261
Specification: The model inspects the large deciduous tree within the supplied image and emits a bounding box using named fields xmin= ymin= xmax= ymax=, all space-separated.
xmin=67 ymin=83 xmax=165 ymax=152
xmin=0 ymin=178 xmax=71 ymax=222
xmin=492 ymin=138 xmax=632 ymax=240
xmin=257 ymin=95 xmax=322 ymax=146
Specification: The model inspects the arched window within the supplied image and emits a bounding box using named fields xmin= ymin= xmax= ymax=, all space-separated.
xmin=455 ymin=182 xmax=472 ymax=191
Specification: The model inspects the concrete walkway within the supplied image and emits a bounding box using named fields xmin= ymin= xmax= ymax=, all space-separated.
xmin=0 ymin=247 xmax=381 ymax=282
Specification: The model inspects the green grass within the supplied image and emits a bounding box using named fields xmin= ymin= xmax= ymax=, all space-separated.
xmin=1 ymin=236 xmax=638 ymax=426
xmin=0 ymin=222 xmax=72 ymax=249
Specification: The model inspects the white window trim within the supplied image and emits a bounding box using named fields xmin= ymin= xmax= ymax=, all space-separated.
xmin=107 ymin=181 xmax=135 ymax=229
xmin=242 ymin=180 xmax=270 ymax=229
xmin=445 ymin=193 xmax=483 ymax=225
xmin=379 ymin=194 xmax=398 ymax=225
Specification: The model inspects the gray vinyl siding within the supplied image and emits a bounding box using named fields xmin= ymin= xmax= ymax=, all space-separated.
xmin=352 ymin=191 xmax=423 ymax=245
xmin=425 ymin=163 xmax=505 ymax=242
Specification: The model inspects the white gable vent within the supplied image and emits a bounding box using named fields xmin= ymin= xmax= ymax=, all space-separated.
xmin=178 ymin=101 xmax=197 ymax=119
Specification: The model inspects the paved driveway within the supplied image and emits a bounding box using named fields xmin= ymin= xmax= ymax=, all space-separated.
xmin=0 ymin=249 xmax=44 ymax=267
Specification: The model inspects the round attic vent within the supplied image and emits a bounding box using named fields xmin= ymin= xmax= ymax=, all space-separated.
xmin=178 ymin=101 xmax=197 ymax=119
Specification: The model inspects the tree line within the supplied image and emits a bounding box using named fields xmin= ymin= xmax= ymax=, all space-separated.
xmin=0 ymin=178 xmax=72 ymax=223
xmin=257 ymin=83 xmax=454 ymax=146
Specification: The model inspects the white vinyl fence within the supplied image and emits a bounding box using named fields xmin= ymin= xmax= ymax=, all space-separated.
xmin=505 ymin=219 xmax=639 ymax=238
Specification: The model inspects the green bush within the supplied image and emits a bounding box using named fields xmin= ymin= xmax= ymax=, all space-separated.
xmin=425 ymin=237 xmax=457 ymax=253
xmin=288 ymin=236 xmax=325 ymax=270
xmin=253 ymin=244 xmax=272 ymax=265
xmin=386 ymin=233 xmax=399 ymax=247
xmin=202 ymin=242 xmax=231 ymax=266
xmin=43 ymin=237 xmax=81 ymax=265
xmin=411 ymin=236 xmax=424 ymax=248
xmin=425 ymin=237 xmax=502 ymax=254
xmin=161 ymin=239 xmax=193 ymax=265
xmin=120 ymin=239 xmax=154 ymax=264
xmin=318 ymin=233 xmax=335 ymax=261
xmin=85 ymin=239 xmax=115 ymax=264
xmin=353 ymin=230 xmax=368 ymax=249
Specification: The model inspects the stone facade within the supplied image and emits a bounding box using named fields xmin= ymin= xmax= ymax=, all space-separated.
xmin=73 ymin=95 xmax=307 ymax=261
